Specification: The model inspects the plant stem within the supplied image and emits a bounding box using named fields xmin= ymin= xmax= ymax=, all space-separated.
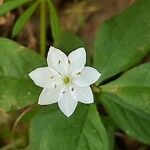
xmin=12 ymin=104 xmax=35 ymax=134
xmin=40 ymin=0 xmax=46 ymax=57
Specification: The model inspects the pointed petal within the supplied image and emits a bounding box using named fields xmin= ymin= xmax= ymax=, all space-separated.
xmin=29 ymin=67 xmax=62 ymax=89
xmin=73 ymin=66 xmax=101 ymax=86
xmin=38 ymin=86 xmax=62 ymax=105
xmin=68 ymin=47 xmax=86 ymax=75
xmin=47 ymin=46 xmax=68 ymax=75
xmin=58 ymin=88 xmax=78 ymax=117
xmin=70 ymin=85 xmax=94 ymax=104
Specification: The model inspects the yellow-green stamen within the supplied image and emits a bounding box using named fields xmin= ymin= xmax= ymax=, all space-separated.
xmin=63 ymin=76 xmax=71 ymax=85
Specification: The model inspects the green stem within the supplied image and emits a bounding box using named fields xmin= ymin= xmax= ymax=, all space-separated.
xmin=40 ymin=0 xmax=46 ymax=57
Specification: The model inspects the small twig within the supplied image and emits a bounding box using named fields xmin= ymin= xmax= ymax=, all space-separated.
xmin=12 ymin=104 xmax=35 ymax=134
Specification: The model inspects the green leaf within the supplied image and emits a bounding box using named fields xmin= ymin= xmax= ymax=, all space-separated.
xmin=47 ymin=0 xmax=62 ymax=44
xmin=101 ymin=117 xmax=116 ymax=150
xmin=0 ymin=0 xmax=29 ymax=16
xmin=101 ymin=63 xmax=150 ymax=118
xmin=30 ymin=104 xmax=109 ymax=150
xmin=57 ymin=30 xmax=85 ymax=55
xmin=100 ymin=94 xmax=150 ymax=144
xmin=0 ymin=38 xmax=46 ymax=111
xmin=94 ymin=0 xmax=150 ymax=82
xmin=12 ymin=1 xmax=39 ymax=37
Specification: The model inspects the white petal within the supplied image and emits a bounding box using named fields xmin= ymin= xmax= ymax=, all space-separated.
xmin=58 ymin=88 xmax=78 ymax=117
xmin=70 ymin=85 xmax=94 ymax=104
xmin=38 ymin=86 xmax=62 ymax=105
xmin=68 ymin=47 xmax=86 ymax=75
xmin=47 ymin=46 xmax=68 ymax=75
xmin=73 ymin=66 xmax=101 ymax=86
xmin=29 ymin=67 xmax=62 ymax=89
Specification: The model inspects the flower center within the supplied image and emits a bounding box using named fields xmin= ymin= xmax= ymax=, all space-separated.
xmin=63 ymin=76 xmax=71 ymax=85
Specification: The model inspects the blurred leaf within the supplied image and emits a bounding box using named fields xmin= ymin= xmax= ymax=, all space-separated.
xmin=94 ymin=0 xmax=150 ymax=83
xmin=47 ymin=0 xmax=62 ymax=44
xmin=12 ymin=1 xmax=39 ymax=37
xmin=0 ymin=38 xmax=46 ymax=111
xmin=102 ymin=117 xmax=116 ymax=150
xmin=101 ymin=63 xmax=150 ymax=118
xmin=56 ymin=30 xmax=91 ymax=64
xmin=100 ymin=94 xmax=150 ymax=144
xmin=30 ymin=104 xmax=109 ymax=150
xmin=0 ymin=0 xmax=29 ymax=16
xmin=57 ymin=30 xmax=85 ymax=55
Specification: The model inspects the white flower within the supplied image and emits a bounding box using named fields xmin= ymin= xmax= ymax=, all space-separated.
xmin=29 ymin=47 xmax=101 ymax=117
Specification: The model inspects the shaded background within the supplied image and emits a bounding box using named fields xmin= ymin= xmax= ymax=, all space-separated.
xmin=0 ymin=0 xmax=135 ymax=52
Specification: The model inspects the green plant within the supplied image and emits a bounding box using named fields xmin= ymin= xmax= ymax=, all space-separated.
xmin=0 ymin=0 xmax=150 ymax=149
xmin=0 ymin=0 xmax=62 ymax=56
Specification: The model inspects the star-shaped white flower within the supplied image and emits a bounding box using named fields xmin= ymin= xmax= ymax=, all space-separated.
xmin=29 ymin=47 xmax=101 ymax=117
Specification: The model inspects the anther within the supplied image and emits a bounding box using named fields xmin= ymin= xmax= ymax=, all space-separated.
xmin=68 ymin=59 xmax=71 ymax=64
xmin=71 ymin=88 xmax=74 ymax=91
xmin=62 ymin=91 xmax=66 ymax=94
xmin=50 ymin=76 xmax=54 ymax=79
xmin=76 ymin=72 xmax=81 ymax=75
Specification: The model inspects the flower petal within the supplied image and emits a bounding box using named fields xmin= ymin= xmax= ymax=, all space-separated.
xmin=38 ymin=86 xmax=62 ymax=105
xmin=47 ymin=46 xmax=68 ymax=75
xmin=70 ymin=85 xmax=94 ymax=104
xmin=29 ymin=67 xmax=62 ymax=89
xmin=68 ymin=47 xmax=86 ymax=75
xmin=73 ymin=66 xmax=101 ymax=86
xmin=58 ymin=88 xmax=78 ymax=117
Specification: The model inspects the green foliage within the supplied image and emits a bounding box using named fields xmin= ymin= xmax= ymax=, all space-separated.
xmin=47 ymin=0 xmax=62 ymax=44
xmin=100 ymin=63 xmax=150 ymax=144
xmin=101 ymin=117 xmax=116 ymax=150
xmin=101 ymin=63 xmax=150 ymax=117
xmin=13 ymin=1 xmax=39 ymax=37
xmin=0 ymin=0 xmax=63 ymax=56
xmin=57 ymin=31 xmax=85 ymax=55
xmin=0 ymin=0 xmax=29 ymax=15
xmin=94 ymin=0 xmax=150 ymax=83
xmin=0 ymin=38 xmax=46 ymax=111
xmin=94 ymin=0 xmax=150 ymax=145
xmin=101 ymin=95 xmax=150 ymax=144
xmin=30 ymin=104 xmax=109 ymax=150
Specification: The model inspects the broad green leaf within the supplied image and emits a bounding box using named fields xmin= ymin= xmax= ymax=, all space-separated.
xmin=0 ymin=38 xmax=46 ymax=111
xmin=101 ymin=117 xmax=116 ymax=150
xmin=13 ymin=1 xmax=39 ymax=37
xmin=0 ymin=0 xmax=29 ymax=16
xmin=47 ymin=0 xmax=62 ymax=44
xmin=57 ymin=30 xmax=85 ymax=55
xmin=100 ymin=94 xmax=150 ymax=144
xmin=30 ymin=104 xmax=109 ymax=150
xmin=94 ymin=0 xmax=150 ymax=82
xmin=101 ymin=63 xmax=150 ymax=118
